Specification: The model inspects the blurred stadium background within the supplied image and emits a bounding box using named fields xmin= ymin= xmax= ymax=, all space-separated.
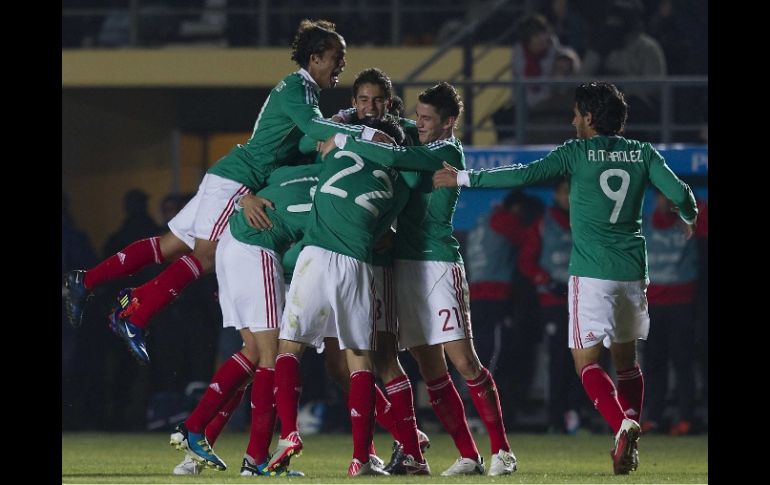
xmin=62 ymin=0 xmax=707 ymax=466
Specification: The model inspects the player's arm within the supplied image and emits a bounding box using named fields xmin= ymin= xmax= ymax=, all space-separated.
xmin=433 ymin=145 xmax=570 ymax=188
xmin=647 ymin=145 xmax=698 ymax=228
xmin=331 ymin=135 xmax=461 ymax=171
xmin=281 ymin=81 xmax=374 ymax=141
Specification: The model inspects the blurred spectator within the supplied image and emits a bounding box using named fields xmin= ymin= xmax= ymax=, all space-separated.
xmin=641 ymin=192 xmax=708 ymax=436
xmin=104 ymin=189 xmax=162 ymax=254
xmin=518 ymin=178 xmax=586 ymax=434
xmin=494 ymin=14 xmax=581 ymax=143
xmin=579 ymin=0 xmax=666 ymax=136
xmin=538 ymin=0 xmax=588 ymax=57
xmin=465 ymin=189 xmax=543 ymax=427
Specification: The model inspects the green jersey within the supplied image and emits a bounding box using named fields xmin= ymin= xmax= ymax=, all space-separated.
xmin=337 ymin=136 xmax=466 ymax=263
xmin=302 ymin=148 xmax=408 ymax=263
xmin=228 ymin=164 xmax=322 ymax=254
xmin=208 ymin=69 xmax=366 ymax=191
xmin=467 ymin=136 xmax=698 ymax=281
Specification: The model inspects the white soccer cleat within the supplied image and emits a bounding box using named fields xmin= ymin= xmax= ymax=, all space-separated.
xmin=611 ymin=418 xmax=641 ymax=475
xmin=172 ymin=455 xmax=202 ymax=475
xmin=369 ymin=453 xmax=385 ymax=469
xmin=440 ymin=456 xmax=485 ymax=476
xmin=488 ymin=449 xmax=517 ymax=476
xmin=348 ymin=458 xmax=390 ymax=477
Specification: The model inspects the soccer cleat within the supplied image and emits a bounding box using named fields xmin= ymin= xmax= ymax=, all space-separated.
xmin=441 ymin=456 xmax=485 ymax=476
xmin=187 ymin=431 xmax=226 ymax=471
xmin=108 ymin=289 xmax=149 ymax=365
xmin=611 ymin=418 xmax=641 ymax=475
xmin=417 ymin=428 xmax=431 ymax=453
xmin=348 ymin=458 xmax=390 ymax=477
xmin=369 ymin=453 xmax=385 ymax=469
xmin=169 ymin=422 xmax=226 ymax=471
xmin=383 ymin=441 xmax=406 ymax=474
xmin=63 ymin=270 xmax=91 ymax=328
xmin=241 ymin=458 xmax=306 ymax=477
xmin=265 ymin=431 xmax=303 ymax=472
xmin=488 ymin=449 xmax=518 ymax=476
xmin=388 ymin=452 xmax=431 ymax=476
xmin=169 ymin=422 xmax=189 ymax=451
xmin=172 ymin=455 xmax=202 ymax=475
xmin=630 ymin=441 xmax=639 ymax=471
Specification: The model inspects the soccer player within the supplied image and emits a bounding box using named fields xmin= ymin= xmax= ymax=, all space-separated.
xmin=62 ymin=19 xmax=389 ymax=365
xmin=432 ymin=81 xmax=699 ymax=475
xmin=329 ymin=82 xmax=517 ymax=477
xmin=268 ymin=118 xmax=411 ymax=477
xmin=170 ymin=163 xmax=321 ymax=476
xmin=302 ymin=67 xmax=430 ymax=474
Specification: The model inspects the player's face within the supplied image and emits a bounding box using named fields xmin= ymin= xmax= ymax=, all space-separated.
xmin=352 ymin=83 xmax=388 ymax=120
xmin=415 ymin=102 xmax=453 ymax=144
xmin=571 ymin=104 xmax=592 ymax=139
xmin=310 ymin=40 xmax=347 ymax=89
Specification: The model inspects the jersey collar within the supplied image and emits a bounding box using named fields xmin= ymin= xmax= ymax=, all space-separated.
xmin=297 ymin=68 xmax=320 ymax=92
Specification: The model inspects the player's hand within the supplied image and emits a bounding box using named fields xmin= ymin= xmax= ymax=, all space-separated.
xmin=372 ymin=130 xmax=396 ymax=145
xmin=330 ymin=114 xmax=344 ymax=123
xmin=241 ymin=194 xmax=274 ymax=229
xmin=433 ymin=161 xmax=459 ymax=188
xmin=681 ymin=219 xmax=696 ymax=240
xmin=318 ymin=136 xmax=337 ymax=158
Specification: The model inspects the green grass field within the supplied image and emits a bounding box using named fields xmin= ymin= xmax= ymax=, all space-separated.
xmin=62 ymin=431 xmax=707 ymax=483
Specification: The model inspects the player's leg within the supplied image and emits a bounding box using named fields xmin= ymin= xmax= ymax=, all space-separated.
xmin=444 ymin=338 xmax=516 ymax=476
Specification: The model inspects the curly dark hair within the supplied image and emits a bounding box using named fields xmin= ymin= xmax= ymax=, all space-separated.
xmin=291 ymin=19 xmax=344 ymax=69
xmin=574 ymin=82 xmax=628 ymax=136
xmin=361 ymin=117 xmax=406 ymax=146
xmin=418 ymin=82 xmax=463 ymax=128
xmin=388 ymin=95 xmax=405 ymax=118
xmin=352 ymin=68 xmax=393 ymax=100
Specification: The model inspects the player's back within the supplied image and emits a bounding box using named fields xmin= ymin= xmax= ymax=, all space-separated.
xmin=302 ymin=148 xmax=405 ymax=263
xmin=229 ymin=164 xmax=321 ymax=253
xmin=565 ymin=135 xmax=662 ymax=281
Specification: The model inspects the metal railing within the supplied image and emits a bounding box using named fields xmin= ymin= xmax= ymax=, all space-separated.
xmin=62 ymin=0 xmax=525 ymax=48
xmin=397 ymin=76 xmax=707 ymax=144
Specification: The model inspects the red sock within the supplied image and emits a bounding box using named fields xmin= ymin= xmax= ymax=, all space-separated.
xmin=274 ymin=353 xmax=302 ymax=438
xmin=466 ymin=367 xmax=510 ymax=454
xmin=346 ymin=393 xmax=377 ymax=457
xmin=581 ymin=363 xmax=626 ymax=433
xmin=426 ymin=373 xmax=479 ymax=460
xmin=84 ymin=237 xmax=163 ymax=289
xmin=616 ymin=364 xmax=644 ymax=422
xmin=246 ymin=367 xmax=277 ymax=464
xmin=129 ymin=254 xmax=203 ymax=328
xmin=349 ymin=370 xmax=376 ymax=463
xmin=186 ymin=351 xmax=255 ymax=433
xmin=385 ymin=375 xmax=423 ymax=461
xmin=374 ymin=384 xmax=398 ymax=441
xmin=205 ymin=381 xmax=249 ymax=445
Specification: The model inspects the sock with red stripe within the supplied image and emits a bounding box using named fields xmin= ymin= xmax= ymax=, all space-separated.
xmin=466 ymin=367 xmax=510 ymax=454
xmin=186 ymin=351 xmax=255 ymax=433
xmin=129 ymin=254 xmax=203 ymax=328
xmin=426 ymin=373 xmax=479 ymax=460
xmin=84 ymin=237 xmax=164 ymax=290
xmin=246 ymin=367 xmax=277 ymax=464
xmin=580 ymin=363 xmax=626 ymax=433
xmin=616 ymin=364 xmax=644 ymax=422
xmin=205 ymin=382 xmax=249 ymax=445
xmin=349 ymin=370 xmax=376 ymax=463
xmin=274 ymin=353 xmax=302 ymax=438
xmin=385 ymin=374 xmax=423 ymax=461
